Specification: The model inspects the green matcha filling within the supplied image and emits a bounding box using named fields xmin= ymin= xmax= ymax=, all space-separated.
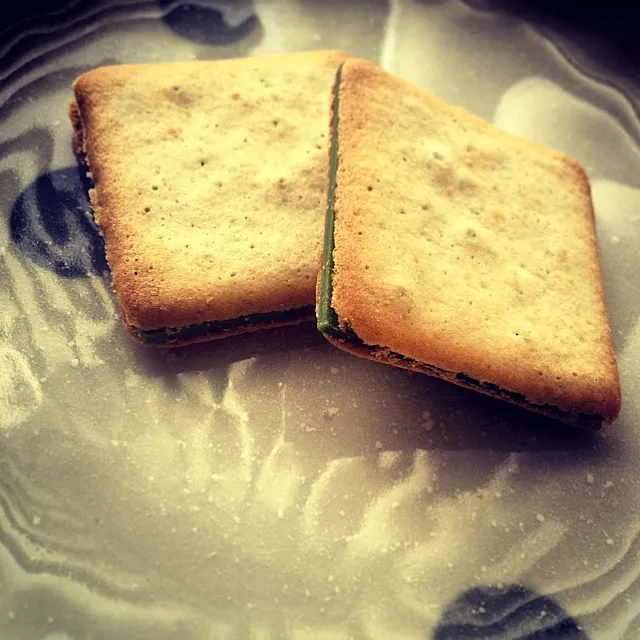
xmin=317 ymin=62 xmax=345 ymax=339
xmin=316 ymin=63 xmax=602 ymax=430
xmin=139 ymin=305 xmax=315 ymax=344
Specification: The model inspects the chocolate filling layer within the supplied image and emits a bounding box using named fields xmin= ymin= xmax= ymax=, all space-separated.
xmin=316 ymin=65 xmax=602 ymax=430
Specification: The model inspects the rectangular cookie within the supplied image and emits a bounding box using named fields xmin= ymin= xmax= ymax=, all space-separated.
xmin=317 ymin=59 xmax=621 ymax=428
xmin=70 ymin=50 xmax=350 ymax=346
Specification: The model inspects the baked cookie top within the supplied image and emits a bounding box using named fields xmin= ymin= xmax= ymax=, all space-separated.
xmin=72 ymin=50 xmax=350 ymax=332
xmin=320 ymin=59 xmax=620 ymax=425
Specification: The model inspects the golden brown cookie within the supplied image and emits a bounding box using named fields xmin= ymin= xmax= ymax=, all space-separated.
xmin=317 ymin=59 xmax=621 ymax=428
xmin=71 ymin=50 xmax=351 ymax=346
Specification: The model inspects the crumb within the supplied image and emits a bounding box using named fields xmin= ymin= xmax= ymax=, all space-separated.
xmin=323 ymin=407 xmax=339 ymax=419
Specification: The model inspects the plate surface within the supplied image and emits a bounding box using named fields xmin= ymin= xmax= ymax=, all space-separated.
xmin=1 ymin=1 xmax=639 ymax=638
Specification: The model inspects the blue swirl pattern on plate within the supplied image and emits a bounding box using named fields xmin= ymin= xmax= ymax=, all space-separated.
xmin=433 ymin=585 xmax=588 ymax=639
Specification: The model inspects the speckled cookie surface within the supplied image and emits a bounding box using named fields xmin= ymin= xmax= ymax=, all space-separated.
xmin=71 ymin=50 xmax=350 ymax=340
xmin=325 ymin=59 xmax=620 ymax=425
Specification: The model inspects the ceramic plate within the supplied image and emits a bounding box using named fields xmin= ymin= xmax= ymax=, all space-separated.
xmin=1 ymin=1 xmax=639 ymax=638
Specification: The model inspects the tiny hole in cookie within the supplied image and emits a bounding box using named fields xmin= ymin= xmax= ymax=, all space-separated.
xmin=367 ymin=186 xmax=373 ymax=191
xmin=144 ymin=207 xmax=151 ymax=213
xmin=152 ymin=185 xmax=158 ymax=191
xmin=514 ymin=332 xmax=519 ymax=336
xmin=402 ymin=156 xmax=407 ymax=162
xmin=173 ymin=86 xmax=180 ymax=91
xmin=200 ymin=160 xmax=206 ymax=167
xmin=250 ymin=244 xmax=255 ymax=249
xmin=273 ymin=119 xmax=279 ymax=127
xmin=134 ymin=271 xmax=138 ymax=276
xmin=357 ymin=231 xmax=363 ymax=235
xmin=230 ymin=272 xmax=236 ymax=278
xmin=315 ymin=143 xmax=322 ymax=150
xmin=365 ymin=265 xmax=370 ymax=270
